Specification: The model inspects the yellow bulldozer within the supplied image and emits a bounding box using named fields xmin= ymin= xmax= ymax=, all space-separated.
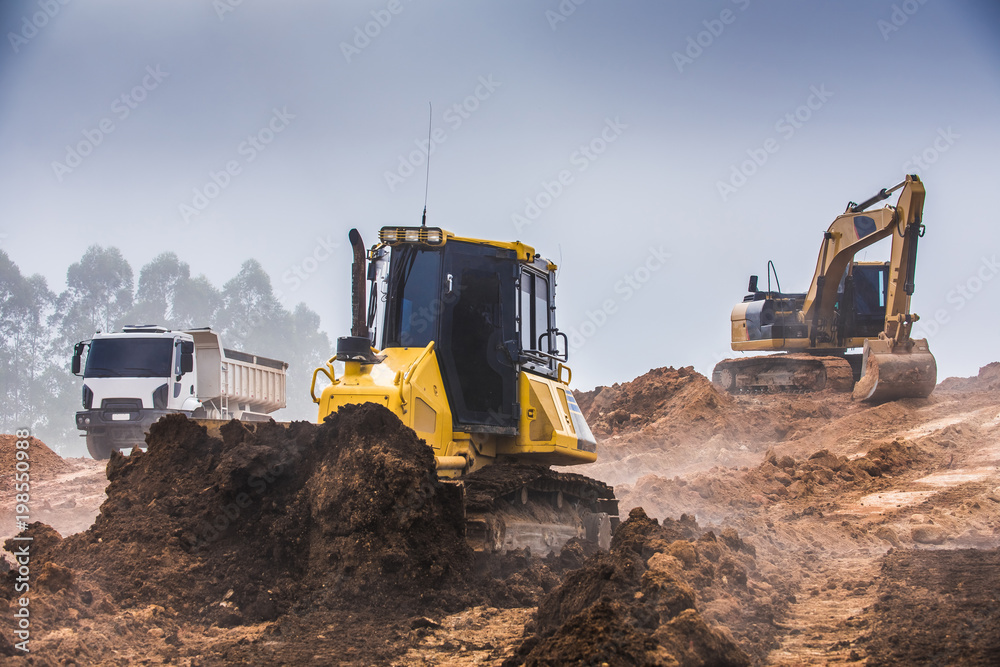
xmin=311 ymin=226 xmax=617 ymax=555
xmin=713 ymin=174 xmax=937 ymax=402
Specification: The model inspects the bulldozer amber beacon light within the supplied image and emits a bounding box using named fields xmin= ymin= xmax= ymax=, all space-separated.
xmin=378 ymin=226 xmax=446 ymax=246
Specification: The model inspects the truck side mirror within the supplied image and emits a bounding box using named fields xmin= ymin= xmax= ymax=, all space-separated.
xmin=748 ymin=275 xmax=759 ymax=293
xmin=181 ymin=341 xmax=194 ymax=374
xmin=71 ymin=343 xmax=84 ymax=376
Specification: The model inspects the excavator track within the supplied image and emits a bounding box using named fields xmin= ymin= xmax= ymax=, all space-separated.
xmin=453 ymin=464 xmax=619 ymax=556
xmin=712 ymin=353 xmax=855 ymax=394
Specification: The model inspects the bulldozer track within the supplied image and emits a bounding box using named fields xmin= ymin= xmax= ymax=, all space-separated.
xmin=457 ymin=464 xmax=619 ymax=555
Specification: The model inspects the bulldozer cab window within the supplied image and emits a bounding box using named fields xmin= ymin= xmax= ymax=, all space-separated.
xmin=448 ymin=268 xmax=504 ymax=414
xmin=383 ymin=246 xmax=442 ymax=349
xmin=520 ymin=269 xmax=554 ymax=372
xmin=439 ymin=242 xmax=518 ymax=431
xmin=366 ymin=245 xmax=391 ymax=348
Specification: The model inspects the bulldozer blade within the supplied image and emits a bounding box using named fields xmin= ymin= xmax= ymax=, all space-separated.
xmin=852 ymin=338 xmax=937 ymax=402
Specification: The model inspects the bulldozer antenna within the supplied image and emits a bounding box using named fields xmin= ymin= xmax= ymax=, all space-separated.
xmin=421 ymin=102 xmax=432 ymax=227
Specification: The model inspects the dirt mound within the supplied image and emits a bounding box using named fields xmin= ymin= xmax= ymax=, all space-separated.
xmin=576 ymin=366 xmax=732 ymax=436
xmin=938 ymin=362 xmax=1000 ymax=392
xmin=0 ymin=434 xmax=70 ymax=480
xmin=506 ymin=507 xmax=786 ymax=666
xmin=861 ymin=548 xmax=1000 ymax=665
xmin=0 ymin=435 xmax=76 ymax=541
xmin=5 ymin=405 xmax=475 ymax=630
xmin=573 ymin=366 xmax=863 ymax=487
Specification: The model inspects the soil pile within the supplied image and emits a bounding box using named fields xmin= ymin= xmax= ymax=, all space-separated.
xmin=576 ymin=366 xmax=733 ymax=436
xmin=938 ymin=362 xmax=1000 ymax=392
xmin=0 ymin=434 xmax=71 ymax=481
xmin=2 ymin=405 xmax=475 ymax=632
xmin=860 ymin=548 xmax=1000 ymax=665
xmin=0 ymin=434 xmax=79 ymax=541
xmin=506 ymin=507 xmax=788 ymax=666
xmin=574 ymin=366 xmax=857 ymax=486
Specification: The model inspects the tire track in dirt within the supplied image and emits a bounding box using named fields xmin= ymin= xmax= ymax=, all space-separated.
xmin=767 ymin=555 xmax=878 ymax=665
xmin=766 ymin=384 xmax=1000 ymax=665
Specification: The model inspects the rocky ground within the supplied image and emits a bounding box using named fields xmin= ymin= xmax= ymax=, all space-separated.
xmin=0 ymin=363 xmax=997 ymax=665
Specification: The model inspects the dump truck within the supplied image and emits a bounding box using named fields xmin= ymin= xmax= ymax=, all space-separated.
xmin=72 ymin=325 xmax=287 ymax=458
xmin=712 ymin=174 xmax=937 ymax=402
xmin=311 ymin=226 xmax=617 ymax=555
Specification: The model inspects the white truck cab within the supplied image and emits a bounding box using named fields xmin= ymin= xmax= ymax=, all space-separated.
xmin=72 ymin=325 xmax=287 ymax=458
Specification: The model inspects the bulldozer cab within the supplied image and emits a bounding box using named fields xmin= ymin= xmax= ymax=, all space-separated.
xmin=369 ymin=228 xmax=564 ymax=434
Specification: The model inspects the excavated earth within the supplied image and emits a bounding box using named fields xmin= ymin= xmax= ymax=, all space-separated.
xmin=0 ymin=363 xmax=998 ymax=665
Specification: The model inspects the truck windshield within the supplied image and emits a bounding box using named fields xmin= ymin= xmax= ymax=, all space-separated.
xmin=84 ymin=338 xmax=174 ymax=378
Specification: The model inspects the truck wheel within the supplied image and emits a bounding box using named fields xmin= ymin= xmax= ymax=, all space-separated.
xmin=86 ymin=434 xmax=115 ymax=460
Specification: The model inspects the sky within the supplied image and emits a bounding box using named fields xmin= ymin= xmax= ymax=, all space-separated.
xmin=2 ymin=0 xmax=999 ymax=393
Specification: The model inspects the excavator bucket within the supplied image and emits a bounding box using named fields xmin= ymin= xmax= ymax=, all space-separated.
xmin=852 ymin=337 xmax=937 ymax=402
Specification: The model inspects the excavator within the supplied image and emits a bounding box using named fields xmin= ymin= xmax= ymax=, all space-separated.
xmin=712 ymin=174 xmax=937 ymax=402
xmin=311 ymin=225 xmax=618 ymax=555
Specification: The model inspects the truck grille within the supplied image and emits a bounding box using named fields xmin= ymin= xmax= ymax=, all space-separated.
xmin=101 ymin=398 xmax=142 ymax=422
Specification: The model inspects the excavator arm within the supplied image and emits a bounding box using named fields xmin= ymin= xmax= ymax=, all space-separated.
xmin=802 ymin=175 xmax=926 ymax=344
xmin=827 ymin=175 xmax=935 ymax=401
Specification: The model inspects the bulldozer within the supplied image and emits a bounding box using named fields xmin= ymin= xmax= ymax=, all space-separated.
xmin=311 ymin=226 xmax=618 ymax=555
xmin=713 ymin=174 xmax=937 ymax=402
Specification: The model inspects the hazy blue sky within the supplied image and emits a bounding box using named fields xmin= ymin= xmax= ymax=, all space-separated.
xmin=2 ymin=0 xmax=999 ymax=391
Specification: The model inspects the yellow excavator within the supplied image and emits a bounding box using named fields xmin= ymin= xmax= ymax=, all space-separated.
xmin=311 ymin=226 xmax=617 ymax=555
xmin=713 ymin=174 xmax=937 ymax=402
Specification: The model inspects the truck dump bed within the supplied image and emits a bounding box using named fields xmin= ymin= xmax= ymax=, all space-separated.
xmin=186 ymin=329 xmax=287 ymax=418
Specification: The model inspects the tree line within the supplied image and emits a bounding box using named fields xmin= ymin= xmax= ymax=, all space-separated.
xmin=0 ymin=246 xmax=332 ymax=455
